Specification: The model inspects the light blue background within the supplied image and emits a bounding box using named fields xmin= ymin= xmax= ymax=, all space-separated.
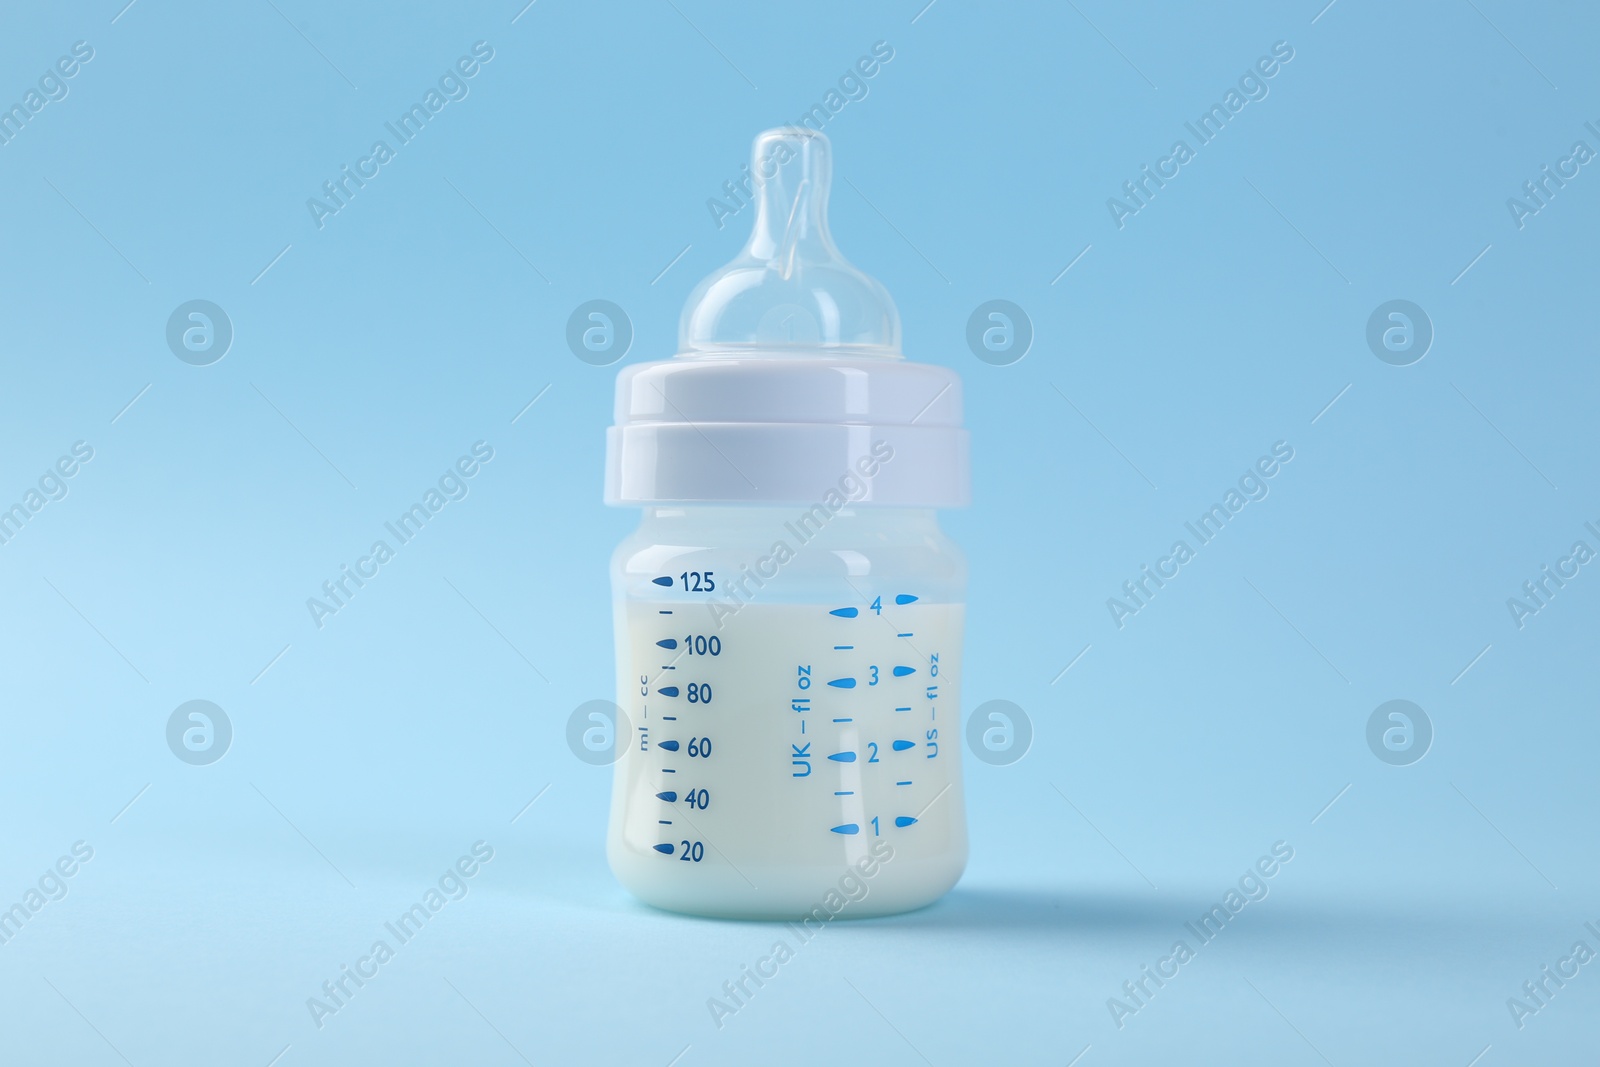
xmin=1 ymin=0 xmax=1596 ymax=1064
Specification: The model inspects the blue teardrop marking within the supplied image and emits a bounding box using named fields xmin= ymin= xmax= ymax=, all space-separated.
xmin=828 ymin=677 xmax=856 ymax=689
xmin=892 ymin=740 xmax=915 ymax=751
xmin=894 ymin=817 xmax=917 ymax=828
xmin=655 ymin=791 xmax=677 ymax=802
xmin=656 ymin=638 xmax=678 ymax=649
xmin=828 ymin=751 xmax=856 ymax=763
xmin=654 ymin=843 xmax=675 ymax=854
xmin=653 ymin=576 xmax=674 ymax=587
xmin=830 ymin=824 xmax=860 ymax=835
xmin=829 ymin=607 xmax=859 ymax=618
xmin=895 ymin=594 xmax=918 ymax=605
xmin=892 ymin=666 xmax=915 ymax=677
xmin=658 ymin=686 xmax=680 ymax=697
xmin=658 ymin=740 xmax=680 ymax=752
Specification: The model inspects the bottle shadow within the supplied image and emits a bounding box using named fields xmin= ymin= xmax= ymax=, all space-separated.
xmin=859 ymin=886 xmax=1180 ymax=938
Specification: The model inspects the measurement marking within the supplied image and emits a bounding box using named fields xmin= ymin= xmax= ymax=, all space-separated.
xmin=833 ymin=717 xmax=853 ymax=723
xmin=662 ymin=715 xmax=677 ymax=721
xmin=654 ymin=843 xmax=674 ymax=854
xmin=656 ymin=638 xmax=678 ymax=649
xmin=892 ymin=665 xmax=916 ymax=677
xmin=658 ymin=686 xmax=680 ymax=697
xmin=828 ymin=752 xmax=857 ymax=763
xmin=659 ymin=740 xmax=680 ymax=751
xmin=658 ymin=820 xmax=672 ymax=825
xmin=828 ymin=677 xmax=856 ymax=689
xmin=834 ymin=645 xmax=854 ymax=650
xmin=831 ymin=823 xmax=860 ymax=835
xmin=661 ymin=665 xmax=676 ymax=670
xmin=894 ymin=706 xmax=911 ymax=712
xmin=656 ymin=791 xmax=677 ymax=802
xmin=896 ymin=632 xmax=913 ymax=637
xmin=661 ymin=768 xmax=676 ymax=773
xmin=509 ymin=784 xmax=551 ymax=824
xmin=835 ymin=791 xmax=854 ymax=796
xmin=1452 ymin=643 xmax=1493 ymax=685
xmin=895 ymin=594 xmax=918 ymax=605
xmin=659 ymin=610 xmax=673 ymax=614
xmin=895 ymin=817 xmax=917 ymax=827
xmin=653 ymin=576 xmax=674 ymax=587
xmin=892 ymin=740 xmax=915 ymax=751
xmin=672 ymin=807 xmax=760 ymax=888
xmin=830 ymin=607 xmax=859 ymax=618
xmin=1310 ymin=783 xmax=1352 ymax=824
xmin=896 ymin=780 xmax=912 ymax=786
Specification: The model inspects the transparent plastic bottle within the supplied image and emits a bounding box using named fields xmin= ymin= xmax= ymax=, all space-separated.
xmin=603 ymin=128 xmax=970 ymax=919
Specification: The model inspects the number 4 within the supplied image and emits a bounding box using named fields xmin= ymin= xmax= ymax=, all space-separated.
xmin=871 ymin=596 xmax=882 ymax=615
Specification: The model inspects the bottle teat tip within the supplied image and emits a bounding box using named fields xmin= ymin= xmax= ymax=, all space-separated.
xmin=678 ymin=128 xmax=901 ymax=358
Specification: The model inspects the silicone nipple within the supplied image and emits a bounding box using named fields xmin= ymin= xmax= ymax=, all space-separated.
xmin=680 ymin=128 xmax=901 ymax=357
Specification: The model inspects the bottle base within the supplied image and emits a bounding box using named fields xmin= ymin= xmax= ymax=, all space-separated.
xmin=608 ymin=843 xmax=965 ymax=921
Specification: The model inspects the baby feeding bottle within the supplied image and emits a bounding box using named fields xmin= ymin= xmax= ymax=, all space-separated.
xmin=603 ymin=127 xmax=970 ymax=919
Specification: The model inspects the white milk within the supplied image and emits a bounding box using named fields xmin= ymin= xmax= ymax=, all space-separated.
xmin=607 ymin=599 xmax=967 ymax=918
xmin=603 ymin=127 xmax=972 ymax=917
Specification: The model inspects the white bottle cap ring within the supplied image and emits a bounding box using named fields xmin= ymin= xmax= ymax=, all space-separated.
xmin=606 ymin=128 xmax=969 ymax=508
